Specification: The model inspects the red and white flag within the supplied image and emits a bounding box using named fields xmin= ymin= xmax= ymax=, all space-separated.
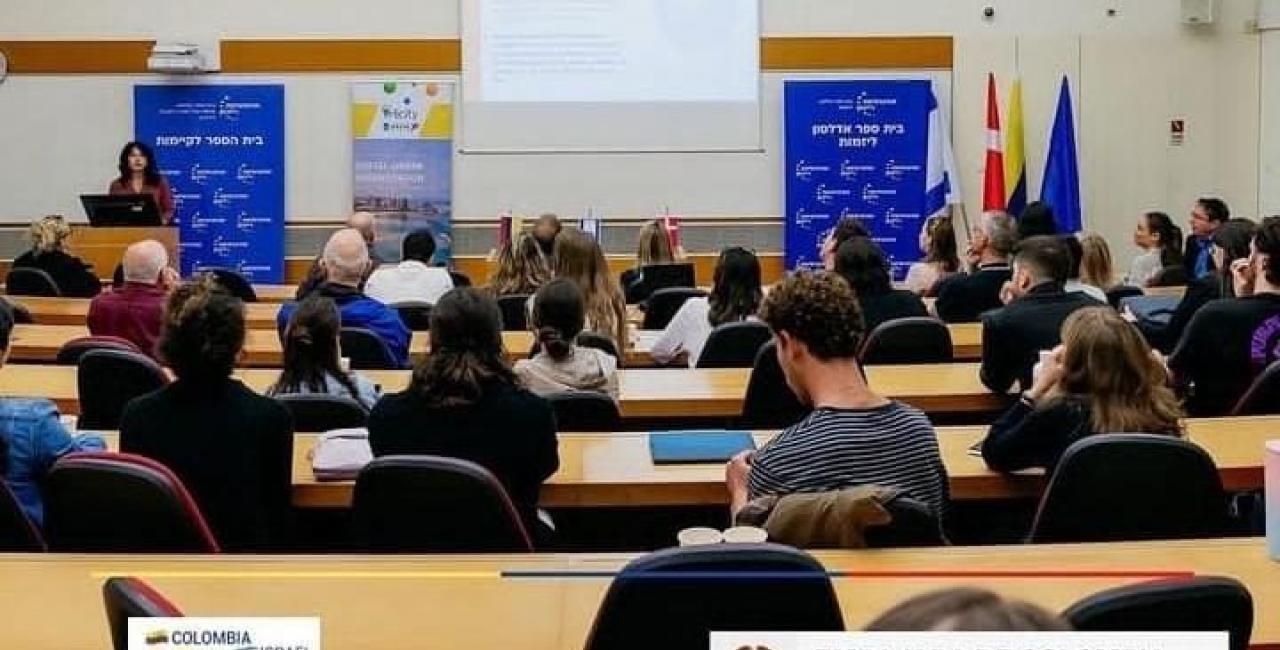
xmin=982 ymin=73 xmax=1006 ymax=212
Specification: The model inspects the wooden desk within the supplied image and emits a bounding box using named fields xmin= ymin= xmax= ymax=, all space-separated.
xmin=66 ymin=226 xmax=179 ymax=281
xmin=0 ymin=538 xmax=1273 ymax=649
xmin=251 ymin=284 xmax=297 ymax=302
xmin=0 ymin=363 xmax=1004 ymax=419
xmin=9 ymin=298 xmax=282 ymax=330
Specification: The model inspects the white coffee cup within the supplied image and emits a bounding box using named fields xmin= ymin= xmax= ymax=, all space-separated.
xmin=721 ymin=526 xmax=768 ymax=544
xmin=1031 ymin=349 xmax=1053 ymax=382
xmin=676 ymin=527 xmax=723 ymax=546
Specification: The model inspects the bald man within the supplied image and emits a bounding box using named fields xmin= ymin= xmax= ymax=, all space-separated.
xmin=277 ymin=228 xmax=411 ymax=367
xmin=86 ymin=239 xmax=178 ymax=359
xmin=347 ymin=211 xmax=387 ymax=265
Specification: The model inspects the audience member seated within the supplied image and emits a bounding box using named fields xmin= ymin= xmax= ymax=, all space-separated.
xmin=1016 ymin=201 xmax=1059 ymax=240
xmin=903 ymin=215 xmax=960 ymax=295
xmin=620 ymin=220 xmax=682 ymax=303
xmin=1127 ymin=211 xmax=1183 ymax=287
xmin=368 ymin=288 xmax=559 ymax=534
xmin=266 ymin=296 xmax=381 ymax=409
xmin=834 ymin=237 xmax=927 ymax=332
xmin=724 ymin=272 xmax=947 ymax=519
xmin=531 ymin=213 xmax=562 ymax=260
xmin=1154 ymin=218 xmax=1256 ymax=353
xmin=86 ymin=239 xmax=176 ymax=359
xmin=0 ymin=303 xmax=104 ymax=526
xmin=1170 ymin=215 xmax=1280 ymax=416
xmin=277 ymin=229 xmax=411 ymax=368
xmin=651 ymin=247 xmax=762 ymax=368
xmin=120 ymin=279 xmax=293 ymax=550
xmin=865 ymin=587 xmax=1070 ymax=631
xmin=1079 ymin=232 xmax=1117 ymax=294
xmin=1062 ymin=235 xmax=1108 ymax=302
xmin=933 ymin=211 xmax=1015 ymax=322
xmin=818 ymin=216 xmax=870 ymax=271
xmin=515 ymin=279 xmax=619 ymax=399
xmin=981 ymin=307 xmax=1183 ymax=472
xmin=552 ymin=227 xmax=628 ymax=351
xmin=12 ymin=215 xmax=101 ymax=298
xmin=364 ymin=229 xmax=453 ymax=306
xmin=980 ymin=235 xmax=1101 ymax=394
xmin=488 ymin=234 xmax=551 ymax=297
xmin=1184 ymin=197 xmax=1229 ymax=280
xmin=347 ymin=211 xmax=386 ymax=265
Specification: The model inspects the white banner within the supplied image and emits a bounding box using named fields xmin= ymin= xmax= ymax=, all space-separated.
xmin=128 ymin=617 xmax=320 ymax=650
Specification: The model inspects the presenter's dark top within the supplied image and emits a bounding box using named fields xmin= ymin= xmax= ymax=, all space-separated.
xmin=108 ymin=177 xmax=175 ymax=225
xmin=11 ymin=249 xmax=102 ymax=298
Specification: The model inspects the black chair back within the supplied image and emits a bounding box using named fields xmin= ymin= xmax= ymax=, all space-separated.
xmin=55 ymin=336 xmax=143 ymax=366
xmin=207 ymin=269 xmax=257 ymax=302
xmin=351 ymin=455 xmax=534 ymax=553
xmin=103 ymin=577 xmax=184 ymax=650
xmin=497 ymin=294 xmax=531 ymax=331
xmin=1151 ymin=266 xmax=1188 ymax=287
xmin=340 ymin=327 xmax=400 ymax=370
xmin=274 ymin=394 xmax=369 ymax=432
xmin=4 ymin=299 xmax=33 ymax=324
xmin=642 ymin=287 xmax=707 ymax=330
xmin=546 ymin=392 xmax=622 ymax=432
xmin=1064 ymin=576 xmax=1253 ymax=650
xmin=44 ymin=452 xmax=220 ymax=552
xmin=77 ymin=349 xmax=169 ymax=430
xmin=624 ymin=262 xmax=696 ymax=303
xmin=1028 ymin=434 xmax=1231 ymax=543
xmin=864 ymin=494 xmax=948 ymax=548
xmin=449 ymin=270 xmax=472 ymax=287
xmin=0 ymin=480 xmax=45 ymax=552
xmin=576 ymin=331 xmax=621 ymax=362
xmin=391 ymin=300 xmax=433 ymax=331
xmin=697 ymin=321 xmax=772 ymax=369
xmin=1105 ymin=285 xmax=1145 ymax=308
xmin=1231 ymin=359 xmax=1280 ymax=415
xmin=740 ymin=340 xmax=809 ymax=429
xmin=6 ymin=267 xmax=61 ymax=297
xmin=584 ymin=543 xmax=843 ymax=650
xmin=858 ymin=317 xmax=953 ymax=365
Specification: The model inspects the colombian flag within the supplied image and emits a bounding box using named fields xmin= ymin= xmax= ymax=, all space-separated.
xmin=1004 ymin=78 xmax=1028 ymax=216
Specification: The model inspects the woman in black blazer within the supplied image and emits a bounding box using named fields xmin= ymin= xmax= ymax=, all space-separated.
xmin=12 ymin=215 xmax=101 ymax=297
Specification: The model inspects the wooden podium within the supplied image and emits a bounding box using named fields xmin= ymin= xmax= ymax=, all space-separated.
xmin=66 ymin=226 xmax=179 ymax=281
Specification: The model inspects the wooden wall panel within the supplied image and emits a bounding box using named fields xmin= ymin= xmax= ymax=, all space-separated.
xmin=220 ymin=39 xmax=460 ymax=72
xmin=0 ymin=40 xmax=153 ymax=73
xmin=761 ymin=36 xmax=953 ymax=70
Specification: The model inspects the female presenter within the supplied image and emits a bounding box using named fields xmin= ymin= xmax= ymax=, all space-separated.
xmin=108 ymin=141 xmax=175 ymax=224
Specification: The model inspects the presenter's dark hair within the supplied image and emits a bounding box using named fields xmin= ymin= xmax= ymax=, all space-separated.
xmin=410 ymin=287 xmax=516 ymax=407
xmin=117 ymin=141 xmax=163 ymax=186
xmin=402 ymin=229 xmax=438 ymax=264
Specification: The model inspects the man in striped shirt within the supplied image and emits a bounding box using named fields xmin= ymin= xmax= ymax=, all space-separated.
xmin=725 ymin=271 xmax=948 ymax=518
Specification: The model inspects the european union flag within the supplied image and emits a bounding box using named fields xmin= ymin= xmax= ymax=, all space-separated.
xmin=1040 ymin=77 xmax=1081 ymax=233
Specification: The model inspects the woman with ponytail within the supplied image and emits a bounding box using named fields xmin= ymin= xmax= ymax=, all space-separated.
xmin=368 ymin=287 xmax=559 ymax=536
xmin=267 ymin=296 xmax=380 ymax=409
xmin=515 ymin=278 xmax=620 ymax=398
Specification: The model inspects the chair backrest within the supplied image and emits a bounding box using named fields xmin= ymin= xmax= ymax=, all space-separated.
xmin=0 ymin=480 xmax=45 ymax=552
xmin=273 ymin=394 xmax=369 ymax=432
xmin=858 ymin=317 xmax=954 ymax=365
xmin=391 ymin=300 xmax=433 ymax=331
xmin=642 ymin=287 xmax=707 ymax=330
xmin=546 ymin=392 xmax=622 ymax=432
xmin=76 ymin=349 xmax=169 ymax=430
xmin=449 ymin=270 xmax=472 ymax=287
xmin=103 ymin=577 xmax=184 ymax=650
xmin=207 ymin=269 xmax=257 ymax=302
xmin=1064 ymin=577 xmax=1253 ymax=650
xmin=339 ymin=327 xmax=399 ymax=370
xmin=863 ymin=494 xmax=948 ymax=548
xmin=55 ymin=335 xmax=144 ymax=366
xmin=497 ymin=294 xmax=531 ymax=331
xmin=1028 ymin=434 xmax=1231 ymax=543
xmin=696 ymin=321 xmax=773 ymax=369
xmin=44 ymin=452 xmax=220 ymax=552
xmin=5 ymin=267 xmax=61 ymax=297
xmin=5 ymin=299 xmax=33 ymax=324
xmin=740 ymin=340 xmax=809 ymax=429
xmin=1105 ymin=285 xmax=1146 ymax=308
xmin=351 ymin=455 xmax=534 ymax=552
xmin=576 ymin=331 xmax=621 ymax=362
xmin=626 ymin=262 xmax=697 ymax=304
xmin=1231 ymin=358 xmax=1280 ymax=415
xmin=584 ymin=543 xmax=843 ymax=650
xmin=1150 ymin=266 xmax=1188 ymax=287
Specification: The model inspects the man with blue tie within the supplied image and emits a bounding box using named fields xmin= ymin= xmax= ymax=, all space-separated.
xmin=1184 ymin=197 xmax=1229 ymax=280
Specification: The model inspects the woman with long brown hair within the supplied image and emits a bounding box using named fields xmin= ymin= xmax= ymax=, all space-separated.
xmin=489 ymin=233 xmax=551 ymax=297
xmin=267 ymin=296 xmax=380 ymax=409
xmin=904 ymin=215 xmax=959 ymax=295
xmin=553 ymin=227 xmax=629 ymax=349
xmin=981 ymin=306 xmax=1184 ymax=472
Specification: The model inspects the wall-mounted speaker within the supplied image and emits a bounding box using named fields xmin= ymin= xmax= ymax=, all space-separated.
xmin=1181 ymin=0 xmax=1216 ymax=25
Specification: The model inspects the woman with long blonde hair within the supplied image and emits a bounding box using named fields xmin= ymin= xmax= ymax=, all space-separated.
xmin=554 ymin=227 xmax=628 ymax=349
xmin=981 ymin=306 xmax=1183 ymax=471
xmin=1078 ymin=231 xmax=1116 ymax=291
xmin=621 ymin=219 xmax=681 ymax=303
xmin=12 ymin=215 xmax=102 ymax=297
xmin=489 ymin=233 xmax=550 ymax=297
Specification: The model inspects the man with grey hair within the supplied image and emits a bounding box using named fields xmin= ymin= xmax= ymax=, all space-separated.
xmin=276 ymin=228 xmax=411 ymax=367
xmin=347 ymin=211 xmax=387 ymax=265
xmin=87 ymin=239 xmax=177 ymax=359
xmin=932 ymin=211 xmax=1015 ymax=323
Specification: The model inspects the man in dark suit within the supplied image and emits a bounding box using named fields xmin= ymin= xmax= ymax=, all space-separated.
xmin=1183 ymin=197 xmax=1229 ymax=280
xmin=980 ymin=235 xmax=1104 ymax=394
xmin=933 ymin=211 xmax=1016 ymax=322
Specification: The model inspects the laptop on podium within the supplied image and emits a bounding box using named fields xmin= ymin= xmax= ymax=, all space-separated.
xmin=80 ymin=194 xmax=163 ymax=227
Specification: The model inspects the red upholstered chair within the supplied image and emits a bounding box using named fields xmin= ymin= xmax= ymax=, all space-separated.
xmin=103 ymin=577 xmax=184 ymax=650
xmin=43 ymin=452 xmax=220 ymax=553
xmin=55 ymin=336 xmax=143 ymax=366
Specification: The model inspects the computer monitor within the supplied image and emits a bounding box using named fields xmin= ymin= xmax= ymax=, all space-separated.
xmin=80 ymin=194 xmax=162 ymax=227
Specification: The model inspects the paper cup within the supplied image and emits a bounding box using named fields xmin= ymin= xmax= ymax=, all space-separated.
xmin=721 ymin=526 xmax=768 ymax=544
xmin=339 ymin=357 xmax=352 ymax=373
xmin=1266 ymin=441 xmax=1280 ymax=560
xmin=676 ymin=527 xmax=723 ymax=546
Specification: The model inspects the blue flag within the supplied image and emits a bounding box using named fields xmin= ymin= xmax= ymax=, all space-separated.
xmin=1040 ymin=77 xmax=1081 ymax=232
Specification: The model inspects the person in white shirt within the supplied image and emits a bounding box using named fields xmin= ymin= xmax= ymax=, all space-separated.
xmin=364 ymin=229 xmax=453 ymax=306
xmin=651 ymin=247 xmax=763 ymax=367
xmin=1126 ymin=211 xmax=1184 ymax=287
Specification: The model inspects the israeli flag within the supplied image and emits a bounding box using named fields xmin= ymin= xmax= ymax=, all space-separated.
xmin=924 ymin=86 xmax=961 ymax=217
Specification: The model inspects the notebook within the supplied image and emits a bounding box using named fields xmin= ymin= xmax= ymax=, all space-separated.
xmin=649 ymin=430 xmax=757 ymax=465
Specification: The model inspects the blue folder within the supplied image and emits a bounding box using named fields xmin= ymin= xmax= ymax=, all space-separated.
xmin=648 ymin=430 xmax=757 ymax=465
